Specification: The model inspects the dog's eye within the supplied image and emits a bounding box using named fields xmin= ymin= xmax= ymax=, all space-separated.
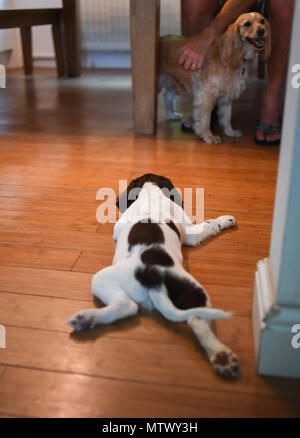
xmin=260 ymin=19 xmax=265 ymax=24
xmin=244 ymin=21 xmax=251 ymax=27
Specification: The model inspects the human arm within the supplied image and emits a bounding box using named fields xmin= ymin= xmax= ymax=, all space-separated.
xmin=179 ymin=0 xmax=257 ymax=70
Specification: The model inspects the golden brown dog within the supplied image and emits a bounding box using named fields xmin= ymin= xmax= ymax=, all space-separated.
xmin=159 ymin=12 xmax=271 ymax=144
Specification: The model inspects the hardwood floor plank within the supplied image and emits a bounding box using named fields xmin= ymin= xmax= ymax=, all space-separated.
xmin=0 ymin=245 xmax=80 ymax=271
xmin=0 ymin=366 xmax=296 ymax=418
xmin=72 ymin=249 xmax=113 ymax=273
xmin=0 ymin=289 xmax=249 ymax=343
xmin=0 ymin=224 xmax=114 ymax=250
xmin=0 ymin=266 xmax=92 ymax=300
xmin=1 ymin=325 xmax=300 ymax=413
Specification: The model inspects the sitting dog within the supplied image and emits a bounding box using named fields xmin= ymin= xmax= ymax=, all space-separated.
xmin=69 ymin=174 xmax=239 ymax=378
xmin=159 ymin=12 xmax=271 ymax=143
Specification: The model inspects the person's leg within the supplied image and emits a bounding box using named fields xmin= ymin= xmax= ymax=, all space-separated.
xmin=256 ymin=0 xmax=295 ymax=143
xmin=182 ymin=0 xmax=220 ymax=37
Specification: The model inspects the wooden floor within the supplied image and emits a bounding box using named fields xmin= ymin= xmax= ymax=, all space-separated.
xmin=0 ymin=69 xmax=299 ymax=418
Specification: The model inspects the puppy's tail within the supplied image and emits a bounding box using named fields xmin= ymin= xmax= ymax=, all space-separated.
xmin=149 ymin=288 xmax=232 ymax=322
xmin=186 ymin=308 xmax=232 ymax=320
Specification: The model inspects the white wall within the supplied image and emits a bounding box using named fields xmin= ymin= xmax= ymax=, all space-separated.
xmin=0 ymin=0 xmax=17 ymax=55
xmin=0 ymin=0 xmax=62 ymax=68
xmin=14 ymin=0 xmax=61 ymax=58
xmin=2 ymin=0 xmax=182 ymax=69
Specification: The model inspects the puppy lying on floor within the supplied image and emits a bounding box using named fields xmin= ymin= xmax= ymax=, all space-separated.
xmin=69 ymin=174 xmax=239 ymax=379
xmin=159 ymin=12 xmax=271 ymax=143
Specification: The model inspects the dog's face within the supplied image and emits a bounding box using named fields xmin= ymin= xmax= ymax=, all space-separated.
xmin=116 ymin=173 xmax=182 ymax=213
xmin=235 ymin=12 xmax=271 ymax=60
xmin=223 ymin=12 xmax=271 ymax=66
xmin=238 ymin=13 xmax=269 ymax=51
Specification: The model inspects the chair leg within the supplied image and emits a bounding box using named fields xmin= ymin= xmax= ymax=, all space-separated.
xmin=130 ymin=0 xmax=160 ymax=135
xmin=62 ymin=0 xmax=81 ymax=77
xmin=52 ymin=17 xmax=66 ymax=77
xmin=20 ymin=27 xmax=33 ymax=75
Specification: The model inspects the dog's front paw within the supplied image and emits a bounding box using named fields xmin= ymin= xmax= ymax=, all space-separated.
xmin=204 ymin=220 xmax=221 ymax=236
xmin=69 ymin=310 xmax=96 ymax=331
xmin=210 ymin=350 xmax=240 ymax=379
xmin=204 ymin=135 xmax=222 ymax=144
xmin=216 ymin=215 xmax=237 ymax=230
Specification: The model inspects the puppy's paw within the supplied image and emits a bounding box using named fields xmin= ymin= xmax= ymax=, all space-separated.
xmin=225 ymin=129 xmax=243 ymax=138
xmin=216 ymin=215 xmax=237 ymax=230
xmin=69 ymin=310 xmax=96 ymax=331
xmin=204 ymin=220 xmax=221 ymax=236
xmin=210 ymin=350 xmax=240 ymax=379
xmin=204 ymin=135 xmax=222 ymax=144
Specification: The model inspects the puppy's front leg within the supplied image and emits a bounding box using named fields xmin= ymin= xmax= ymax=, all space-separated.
xmin=193 ymin=92 xmax=221 ymax=144
xmin=188 ymin=316 xmax=240 ymax=379
xmin=183 ymin=215 xmax=236 ymax=246
xmin=217 ymin=99 xmax=242 ymax=138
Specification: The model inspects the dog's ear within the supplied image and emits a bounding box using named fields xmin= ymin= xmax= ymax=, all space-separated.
xmin=116 ymin=173 xmax=183 ymax=212
xmin=259 ymin=19 xmax=271 ymax=62
xmin=222 ymin=22 xmax=244 ymax=67
xmin=116 ymin=181 xmax=142 ymax=213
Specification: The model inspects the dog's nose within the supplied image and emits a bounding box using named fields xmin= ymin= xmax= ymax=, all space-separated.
xmin=257 ymin=27 xmax=265 ymax=37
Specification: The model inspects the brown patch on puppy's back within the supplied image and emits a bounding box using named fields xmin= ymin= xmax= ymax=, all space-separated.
xmin=141 ymin=247 xmax=174 ymax=267
xmin=128 ymin=220 xmax=164 ymax=251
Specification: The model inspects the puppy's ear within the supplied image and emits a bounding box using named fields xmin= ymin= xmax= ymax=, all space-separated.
xmin=116 ymin=188 xmax=141 ymax=213
xmin=116 ymin=189 xmax=128 ymax=213
xmin=259 ymin=19 xmax=271 ymax=62
xmin=116 ymin=177 xmax=142 ymax=213
xmin=222 ymin=22 xmax=244 ymax=67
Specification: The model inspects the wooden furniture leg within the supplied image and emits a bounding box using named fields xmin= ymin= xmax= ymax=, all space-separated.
xmin=130 ymin=0 xmax=160 ymax=135
xmin=20 ymin=26 xmax=33 ymax=75
xmin=52 ymin=16 xmax=66 ymax=77
xmin=62 ymin=0 xmax=81 ymax=77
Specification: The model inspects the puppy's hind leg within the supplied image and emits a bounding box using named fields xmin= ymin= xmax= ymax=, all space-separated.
xmin=187 ymin=316 xmax=240 ymax=379
xmin=164 ymin=89 xmax=183 ymax=121
xmin=69 ymin=263 xmax=138 ymax=331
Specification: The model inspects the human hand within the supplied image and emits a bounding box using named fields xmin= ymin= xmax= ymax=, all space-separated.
xmin=178 ymin=25 xmax=216 ymax=71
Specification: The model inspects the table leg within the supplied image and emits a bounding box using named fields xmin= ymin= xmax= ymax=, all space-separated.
xmin=62 ymin=0 xmax=81 ymax=77
xmin=20 ymin=27 xmax=33 ymax=75
xmin=130 ymin=0 xmax=160 ymax=135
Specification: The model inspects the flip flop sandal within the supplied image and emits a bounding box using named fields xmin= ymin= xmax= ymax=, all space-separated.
xmin=181 ymin=121 xmax=194 ymax=133
xmin=254 ymin=121 xmax=281 ymax=146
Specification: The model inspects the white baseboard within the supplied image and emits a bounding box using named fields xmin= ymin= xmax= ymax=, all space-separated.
xmin=6 ymin=50 xmax=132 ymax=71
xmin=34 ymin=51 xmax=132 ymax=69
xmin=253 ymin=258 xmax=300 ymax=379
xmin=82 ymin=50 xmax=131 ymax=69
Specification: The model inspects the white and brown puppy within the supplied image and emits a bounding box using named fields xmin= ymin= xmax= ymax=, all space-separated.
xmin=69 ymin=174 xmax=239 ymax=378
xmin=159 ymin=12 xmax=271 ymax=143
